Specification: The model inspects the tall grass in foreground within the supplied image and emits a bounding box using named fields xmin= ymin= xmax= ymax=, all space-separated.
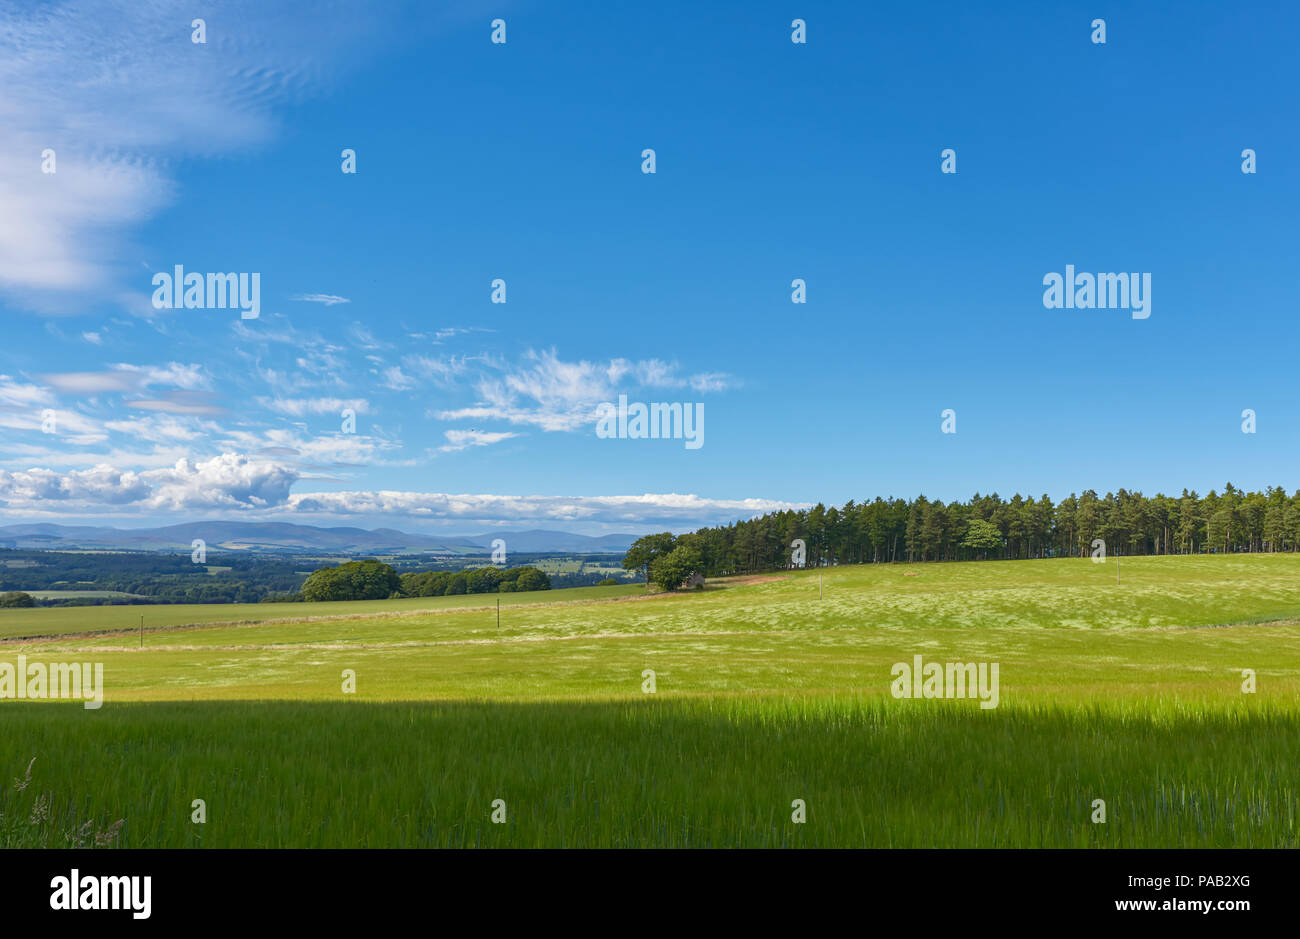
xmin=3 ymin=696 xmax=1296 ymax=848
xmin=0 ymin=755 xmax=124 ymax=848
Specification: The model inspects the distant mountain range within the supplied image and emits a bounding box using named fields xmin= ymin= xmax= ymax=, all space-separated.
xmin=0 ymin=522 xmax=640 ymax=556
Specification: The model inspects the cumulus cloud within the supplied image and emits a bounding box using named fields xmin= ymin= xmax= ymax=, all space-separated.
xmin=0 ymin=451 xmax=803 ymax=526
xmin=143 ymin=453 xmax=298 ymax=511
xmin=0 ymin=464 xmax=149 ymax=505
xmin=0 ymin=453 xmax=294 ymax=511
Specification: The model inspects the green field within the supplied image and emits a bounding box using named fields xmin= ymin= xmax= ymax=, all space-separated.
xmin=530 ymin=557 xmax=630 ymax=576
xmin=2 ymin=555 xmax=1298 ymax=847
xmin=0 ymin=583 xmax=640 ymax=640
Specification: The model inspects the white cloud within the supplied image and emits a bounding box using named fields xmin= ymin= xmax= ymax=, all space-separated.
xmin=102 ymin=414 xmax=209 ymax=443
xmin=0 ymin=451 xmax=805 ymax=526
xmin=217 ymin=428 xmax=402 ymax=471
xmin=502 ymin=349 xmax=615 ymax=410
xmin=0 ymin=377 xmax=55 ymax=408
xmin=433 ymin=349 xmax=614 ymax=432
xmin=292 ymin=293 xmax=350 ymax=306
xmin=439 ymin=429 xmax=518 ymax=452
xmin=41 ymin=362 xmax=208 ymax=394
xmin=427 ymin=326 xmax=494 ymax=342
xmin=689 ymin=372 xmax=736 ymax=393
xmin=401 ymin=354 xmax=471 ymax=388
xmin=0 ymin=464 xmax=149 ymax=505
xmin=0 ymin=442 xmax=194 ymax=470
xmin=38 ymin=371 xmax=137 ymax=394
xmin=256 ymin=396 xmax=370 ymax=417
xmin=349 ymin=323 xmax=388 ymax=351
xmin=0 ymin=406 xmax=105 ymax=444
xmin=0 ymin=453 xmax=299 ymax=512
xmin=0 ymin=1 xmax=410 ymax=314
xmin=379 ymin=365 xmax=416 ymax=391
xmin=287 ymin=489 xmax=807 ymax=526
xmin=608 ymin=357 xmax=681 ymax=388
xmin=142 ymin=453 xmax=298 ymax=511
xmin=125 ymin=391 xmax=224 ymax=416
xmin=433 ymin=349 xmax=731 ymax=433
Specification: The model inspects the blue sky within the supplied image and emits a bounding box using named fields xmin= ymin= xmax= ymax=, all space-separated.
xmin=0 ymin=0 xmax=1296 ymax=534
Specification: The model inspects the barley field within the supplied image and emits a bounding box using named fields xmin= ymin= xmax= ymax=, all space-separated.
xmin=2 ymin=555 xmax=1298 ymax=847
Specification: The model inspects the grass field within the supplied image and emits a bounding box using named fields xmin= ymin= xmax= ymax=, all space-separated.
xmin=2 ymin=555 xmax=1298 ymax=847
xmin=0 ymin=583 xmax=641 ymax=640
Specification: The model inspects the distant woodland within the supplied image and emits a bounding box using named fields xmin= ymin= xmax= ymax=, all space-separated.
xmin=623 ymin=485 xmax=1300 ymax=587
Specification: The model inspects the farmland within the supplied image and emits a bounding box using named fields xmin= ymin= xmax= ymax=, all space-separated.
xmin=1 ymin=555 xmax=1298 ymax=848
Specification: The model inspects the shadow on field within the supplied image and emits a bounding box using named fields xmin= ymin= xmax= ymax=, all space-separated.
xmin=2 ymin=697 xmax=1295 ymax=848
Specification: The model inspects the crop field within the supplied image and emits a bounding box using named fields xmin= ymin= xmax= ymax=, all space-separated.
xmin=2 ymin=555 xmax=1298 ymax=848
xmin=529 ymin=557 xmax=629 ymax=576
xmin=0 ymin=583 xmax=640 ymax=641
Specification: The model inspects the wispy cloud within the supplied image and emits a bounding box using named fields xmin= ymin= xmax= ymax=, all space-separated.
xmin=434 ymin=326 xmax=494 ymax=341
xmin=379 ymin=365 xmax=416 ymax=391
xmin=439 ymin=429 xmax=517 ymax=452
xmin=434 ymin=349 xmax=735 ymax=434
xmin=0 ymin=0 xmax=409 ymax=315
xmin=689 ymin=372 xmax=736 ymax=393
xmin=292 ymin=293 xmax=350 ymax=306
xmin=256 ymin=396 xmax=370 ymax=417
xmin=349 ymin=322 xmax=389 ymax=351
xmin=125 ymin=390 xmax=225 ymax=416
xmin=0 ymin=376 xmax=55 ymax=408
xmin=401 ymin=354 xmax=473 ymax=388
xmin=40 ymin=362 xmax=209 ymax=394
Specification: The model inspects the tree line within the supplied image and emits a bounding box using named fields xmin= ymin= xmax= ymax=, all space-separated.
xmin=623 ymin=484 xmax=1300 ymax=583
xmin=0 ymin=550 xmax=305 ymax=606
xmin=297 ymin=560 xmax=552 ymax=602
